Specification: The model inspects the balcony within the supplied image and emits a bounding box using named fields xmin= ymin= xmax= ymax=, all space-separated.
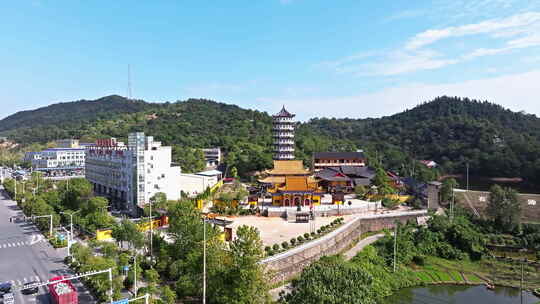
xmin=272 ymin=125 xmax=294 ymax=131
xmin=274 ymin=140 xmax=294 ymax=145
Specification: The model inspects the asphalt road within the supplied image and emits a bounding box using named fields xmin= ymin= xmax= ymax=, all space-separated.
xmin=0 ymin=186 xmax=96 ymax=304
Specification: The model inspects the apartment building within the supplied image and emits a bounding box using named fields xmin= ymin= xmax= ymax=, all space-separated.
xmin=85 ymin=133 xmax=182 ymax=215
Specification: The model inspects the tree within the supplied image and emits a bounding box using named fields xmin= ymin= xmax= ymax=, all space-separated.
xmin=486 ymin=185 xmax=521 ymax=232
xmin=161 ymin=286 xmax=177 ymax=304
xmin=112 ymin=219 xmax=145 ymax=249
xmin=441 ymin=178 xmax=458 ymax=204
xmin=212 ymin=225 xmax=270 ymax=304
xmin=283 ymin=256 xmax=378 ymax=304
xmin=354 ymin=185 xmax=367 ymax=198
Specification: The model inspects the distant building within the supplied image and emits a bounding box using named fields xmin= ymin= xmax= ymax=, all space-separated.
xmin=25 ymin=142 xmax=86 ymax=177
xmin=272 ymin=106 xmax=295 ymax=160
xmin=85 ymin=133 xmax=182 ymax=215
xmin=312 ymin=151 xmax=366 ymax=171
xmin=56 ymin=139 xmax=80 ymax=149
xmin=202 ymin=148 xmax=221 ymax=168
xmin=419 ymin=160 xmax=438 ymax=168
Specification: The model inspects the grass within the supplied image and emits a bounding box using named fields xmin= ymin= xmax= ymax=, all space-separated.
xmin=449 ymin=271 xmax=464 ymax=282
xmin=415 ymin=272 xmax=433 ymax=282
xmin=465 ymin=273 xmax=484 ymax=283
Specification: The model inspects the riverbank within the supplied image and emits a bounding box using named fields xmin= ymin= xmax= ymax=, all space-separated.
xmin=405 ymin=255 xmax=540 ymax=292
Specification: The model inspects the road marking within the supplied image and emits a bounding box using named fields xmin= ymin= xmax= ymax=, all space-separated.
xmin=16 ymin=280 xmax=21 ymax=285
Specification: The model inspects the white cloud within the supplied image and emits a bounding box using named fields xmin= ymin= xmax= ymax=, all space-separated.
xmin=257 ymin=70 xmax=540 ymax=120
xmin=405 ymin=11 xmax=540 ymax=50
xmin=320 ymin=11 xmax=540 ymax=77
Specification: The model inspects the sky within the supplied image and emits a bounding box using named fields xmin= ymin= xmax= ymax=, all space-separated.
xmin=1 ymin=0 xmax=540 ymax=121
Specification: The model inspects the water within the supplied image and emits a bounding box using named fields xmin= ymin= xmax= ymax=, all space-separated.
xmin=454 ymin=176 xmax=539 ymax=194
xmin=386 ymin=285 xmax=540 ymax=304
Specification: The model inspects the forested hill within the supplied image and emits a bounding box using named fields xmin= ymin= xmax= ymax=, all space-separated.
xmin=1 ymin=95 xmax=540 ymax=184
xmin=301 ymin=96 xmax=540 ymax=181
xmin=0 ymin=95 xmax=157 ymax=132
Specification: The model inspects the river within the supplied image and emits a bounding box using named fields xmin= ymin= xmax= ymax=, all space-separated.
xmin=386 ymin=285 xmax=540 ymax=304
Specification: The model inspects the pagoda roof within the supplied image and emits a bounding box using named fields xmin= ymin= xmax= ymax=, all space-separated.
xmin=273 ymin=106 xmax=295 ymax=118
xmin=267 ymin=160 xmax=309 ymax=175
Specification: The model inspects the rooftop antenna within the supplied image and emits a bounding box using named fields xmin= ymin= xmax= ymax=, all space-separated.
xmin=127 ymin=64 xmax=132 ymax=100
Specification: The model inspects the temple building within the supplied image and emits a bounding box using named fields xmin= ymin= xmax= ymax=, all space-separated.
xmin=315 ymin=166 xmax=376 ymax=193
xmin=259 ymin=160 xmax=323 ymax=206
xmin=312 ymin=151 xmax=366 ymax=171
xmin=273 ymin=106 xmax=295 ymax=160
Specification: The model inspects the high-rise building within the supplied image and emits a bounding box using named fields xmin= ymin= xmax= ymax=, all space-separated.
xmin=272 ymin=106 xmax=295 ymax=160
xmin=85 ymin=132 xmax=182 ymax=215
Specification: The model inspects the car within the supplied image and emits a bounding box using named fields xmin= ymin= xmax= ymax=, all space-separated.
xmin=2 ymin=292 xmax=14 ymax=304
xmin=21 ymin=282 xmax=39 ymax=295
xmin=0 ymin=282 xmax=12 ymax=295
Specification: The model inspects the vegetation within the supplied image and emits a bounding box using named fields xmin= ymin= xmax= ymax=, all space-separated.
xmin=486 ymin=184 xmax=521 ymax=232
xmin=282 ymin=208 xmax=534 ymax=303
xmin=4 ymin=96 xmax=540 ymax=186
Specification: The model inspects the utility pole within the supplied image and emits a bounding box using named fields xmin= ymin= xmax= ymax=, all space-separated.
xmin=393 ymin=224 xmax=398 ymax=273
xmin=203 ymin=217 xmax=207 ymax=304
xmin=14 ymin=178 xmax=16 ymax=200
xmin=134 ymin=254 xmax=137 ymax=297
xmin=450 ymin=189 xmax=455 ymax=222
xmin=149 ymin=201 xmax=153 ymax=259
xmin=520 ymin=260 xmax=524 ymax=304
xmin=466 ymin=162 xmax=469 ymax=192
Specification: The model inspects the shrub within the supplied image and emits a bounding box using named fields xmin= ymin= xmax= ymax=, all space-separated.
xmin=297 ymin=236 xmax=304 ymax=243
xmin=264 ymin=246 xmax=271 ymax=252
xmin=303 ymin=233 xmax=310 ymax=240
xmin=413 ymin=255 xmax=425 ymax=266
xmin=272 ymin=244 xmax=280 ymax=251
xmin=268 ymin=250 xmax=274 ymax=256
xmin=317 ymin=229 xmax=322 ymax=234
xmin=310 ymin=232 xmax=316 ymax=237
xmin=282 ymin=242 xmax=289 ymax=249
xmin=290 ymin=238 xmax=297 ymax=246
xmin=320 ymin=226 xmax=326 ymax=232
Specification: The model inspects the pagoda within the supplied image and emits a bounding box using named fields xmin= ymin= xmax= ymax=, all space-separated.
xmin=272 ymin=106 xmax=295 ymax=160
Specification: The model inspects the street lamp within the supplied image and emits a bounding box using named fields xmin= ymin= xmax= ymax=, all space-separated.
xmin=60 ymin=210 xmax=81 ymax=257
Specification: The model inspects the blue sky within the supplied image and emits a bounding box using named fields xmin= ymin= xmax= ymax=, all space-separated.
xmin=1 ymin=0 xmax=540 ymax=120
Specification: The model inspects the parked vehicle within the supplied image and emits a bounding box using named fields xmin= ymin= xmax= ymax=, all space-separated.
xmin=21 ymin=282 xmax=39 ymax=295
xmin=0 ymin=282 xmax=12 ymax=295
xmin=2 ymin=292 xmax=14 ymax=304
xmin=48 ymin=277 xmax=77 ymax=304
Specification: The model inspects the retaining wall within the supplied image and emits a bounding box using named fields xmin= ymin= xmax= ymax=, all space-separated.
xmin=454 ymin=189 xmax=540 ymax=223
xmin=261 ymin=210 xmax=428 ymax=283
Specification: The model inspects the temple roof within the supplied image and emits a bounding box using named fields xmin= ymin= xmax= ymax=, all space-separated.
xmin=267 ymin=160 xmax=309 ymax=175
xmin=284 ymin=176 xmax=309 ymax=191
xmin=258 ymin=176 xmax=286 ymax=184
xmin=273 ymin=105 xmax=295 ymax=118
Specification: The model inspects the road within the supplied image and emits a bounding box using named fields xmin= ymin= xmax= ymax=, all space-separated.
xmin=0 ymin=186 xmax=95 ymax=304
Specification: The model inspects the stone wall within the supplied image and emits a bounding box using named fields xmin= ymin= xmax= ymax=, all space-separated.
xmin=261 ymin=210 xmax=428 ymax=284
xmin=454 ymin=189 xmax=540 ymax=223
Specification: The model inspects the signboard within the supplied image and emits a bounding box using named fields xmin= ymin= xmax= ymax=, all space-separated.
xmin=112 ymin=298 xmax=128 ymax=304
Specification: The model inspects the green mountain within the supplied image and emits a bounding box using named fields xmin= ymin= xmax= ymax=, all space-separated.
xmin=0 ymin=95 xmax=157 ymax=132
xmin=1 ymin=95 xmax=539 ymax=184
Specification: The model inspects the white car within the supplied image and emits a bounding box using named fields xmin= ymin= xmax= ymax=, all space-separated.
xmin=3 ymin=292 xmax=14 ymax=304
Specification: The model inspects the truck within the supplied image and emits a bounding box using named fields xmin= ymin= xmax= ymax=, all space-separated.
xmin=48 ymin=276 xmax=78 ymax=304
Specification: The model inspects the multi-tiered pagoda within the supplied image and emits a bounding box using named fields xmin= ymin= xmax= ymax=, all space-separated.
xmin=272 ymin=106 xmax=295 ymax=160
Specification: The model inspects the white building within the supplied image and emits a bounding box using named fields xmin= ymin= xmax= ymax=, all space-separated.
xmin=85 ymin=133 xmax=182 ymax=215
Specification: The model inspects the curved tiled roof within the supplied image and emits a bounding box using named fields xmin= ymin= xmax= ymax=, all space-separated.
xmin=273 ymin=106 xmax=295 ymax=117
